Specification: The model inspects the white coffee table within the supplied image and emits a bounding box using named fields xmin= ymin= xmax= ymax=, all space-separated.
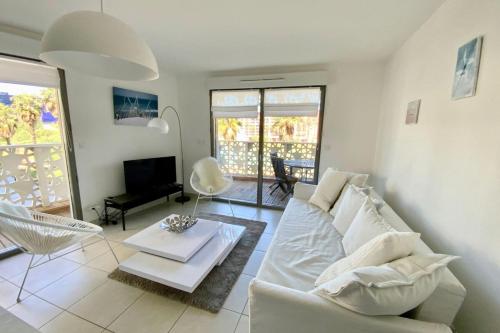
xmin=119 ymin=214 xmax=246 ymax=293
xmin=122 ymin=217 xmax=222 ymax=262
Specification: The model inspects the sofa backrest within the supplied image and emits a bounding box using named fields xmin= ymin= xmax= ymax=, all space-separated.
xmin=374 ymin=192 xmax=466 ymax=326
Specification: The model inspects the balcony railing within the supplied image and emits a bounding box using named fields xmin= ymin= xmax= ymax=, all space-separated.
xmin=217 ymin=140 xmax=317 ymax=179
xmin=0 ymin=143 xmax=70 ymax=209
xmin=0 ymin=143 xmax=71 ymax=252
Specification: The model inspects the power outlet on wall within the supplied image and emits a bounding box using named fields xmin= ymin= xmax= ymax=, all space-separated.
xmin=87 ymin=204 xmax=102 ymax=217
xmin=87 ymin=204 xmax=102 ymax=212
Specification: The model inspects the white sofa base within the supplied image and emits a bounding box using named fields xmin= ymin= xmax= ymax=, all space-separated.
xmin=249 ymin=182 xmax=465 ymax=333
xmin=249 ymin=279 xmax=452 ymax=333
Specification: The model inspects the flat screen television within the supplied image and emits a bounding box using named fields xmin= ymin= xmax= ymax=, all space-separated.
xmin=123 ymin=156 xmax=176 ymax=194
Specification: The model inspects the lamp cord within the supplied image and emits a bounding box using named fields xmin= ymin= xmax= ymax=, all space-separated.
xmin=160 ymin=106 xmax=185 ymax=189
xmin=100 ymin=0 xmax=103 ymax=13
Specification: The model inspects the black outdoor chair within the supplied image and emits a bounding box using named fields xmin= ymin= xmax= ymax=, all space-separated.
xmin=269 ymin=152 xmax=298 ymax=200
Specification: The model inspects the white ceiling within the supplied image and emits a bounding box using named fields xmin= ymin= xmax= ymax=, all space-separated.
xmin=0 ymin=0 xmax=444 ymax=73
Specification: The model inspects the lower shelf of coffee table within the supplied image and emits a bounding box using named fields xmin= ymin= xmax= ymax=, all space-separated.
xmin=119 ymin=223 xmax=245 ymax=293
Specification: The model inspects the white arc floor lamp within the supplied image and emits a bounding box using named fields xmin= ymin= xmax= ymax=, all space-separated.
xmin=148 ymin=106 xmax=191 ymax=203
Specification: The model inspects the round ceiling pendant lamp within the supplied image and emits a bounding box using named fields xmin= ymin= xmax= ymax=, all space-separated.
xmin=40 ymin=3 xmax=158 ymax=81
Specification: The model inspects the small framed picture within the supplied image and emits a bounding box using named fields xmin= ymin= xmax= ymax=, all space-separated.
xmin=452 ymin=36 xmax=483 ymax=99
xmin=406 ymin=99 xmax=421 ymax=125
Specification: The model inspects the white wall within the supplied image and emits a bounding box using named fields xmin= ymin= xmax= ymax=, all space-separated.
xmin=0 ymin=33 xmax=180 ymax=221
xmin=178 ymin=63 xmax=385 ymax=191
xmin=177 ymin=73 xmax=211 ymax=193
xmin=372 ymin=0 xmax=500 ymax=331
xmin=320 ymin=63 xmax=384 ymax=175
xmin=65 ymin=72 xmax=179 ymax=220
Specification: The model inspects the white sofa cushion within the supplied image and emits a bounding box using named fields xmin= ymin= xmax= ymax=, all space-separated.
xmin=330 ymin=173 xmax=369 ymax=217
xmin=342 ymin=199 xmax=394 ymax=255
xmin=332 ymin=185 xmax=369 ymax=235
xmin=309 ymin=168 xmax=348 ymax=211
xmin=313 ymin=254 xmax=458 ymax=316
xmin=292 ymin=182 xmax=317 ymax=201
xmin=256 ymin=198 xmax=345 ymax=291
xmin=315 ymin=231 xmax=420 ymax=286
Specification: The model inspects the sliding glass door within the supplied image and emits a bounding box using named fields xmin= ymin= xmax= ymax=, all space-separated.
xmin=211 ymin=86 xmax=325 ymax=209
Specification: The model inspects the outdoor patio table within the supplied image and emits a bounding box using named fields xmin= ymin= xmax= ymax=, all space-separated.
xmin=284 ymin=159 xmax=315 ymax=181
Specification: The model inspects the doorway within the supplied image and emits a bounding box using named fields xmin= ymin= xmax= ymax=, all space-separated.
xmin=210 ymin=86 xmax=325 ymax=209
xmin=0 ymin=55 xmax=79 ymax=257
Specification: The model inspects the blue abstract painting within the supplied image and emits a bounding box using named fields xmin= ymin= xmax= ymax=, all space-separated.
xmin=452 ymin=37 xmax=483 ymax=99
xmin=113 ymin=87 xmax=158 ymax=126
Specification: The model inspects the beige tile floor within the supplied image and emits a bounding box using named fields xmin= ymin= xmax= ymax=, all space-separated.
xmin=0 ymin=199 xmax=282 ymax=333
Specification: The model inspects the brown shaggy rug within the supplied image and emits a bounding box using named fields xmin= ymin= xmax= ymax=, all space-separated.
xmin=108 ymin=212 xmax=267 ymax=313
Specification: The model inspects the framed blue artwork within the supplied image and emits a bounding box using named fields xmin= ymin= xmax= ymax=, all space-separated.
xmin=113 ymin=87 xmax=158 ymax=126
xmin=452 ymin=37 xmax=483 ymax=100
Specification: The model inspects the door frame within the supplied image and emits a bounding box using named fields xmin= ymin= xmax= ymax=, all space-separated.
xmin=0 ymin=53 xmax=83 ymax=259
xmin=209 ymin=85 xmax=326 ymax=209
xmin=58 ymin=69 xmax=83 ymax=219
xmin=0 ymin=52 xmax=83 ymax=219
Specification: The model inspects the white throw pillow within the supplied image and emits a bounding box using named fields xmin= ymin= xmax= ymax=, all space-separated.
xmin=193 ymin=157 xmax=225 ymax=193
xmin=332 ymin=185 xmax=369 ymax=235
xmin=330 ymin=173 xmax=369 ymax=217
xmin=315 ymin=231 xmax=420 ymax=286
xmin=312 ymin=253 xmax=458 ymax=316
xmin=342 ymin=199 xmax=394 ymax=255
xmin=309 ymin=168 xmax=348 ymax=211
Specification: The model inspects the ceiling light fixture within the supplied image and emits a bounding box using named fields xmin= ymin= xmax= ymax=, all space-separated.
xmin=40 ymin=0 xmax=159 ymax=81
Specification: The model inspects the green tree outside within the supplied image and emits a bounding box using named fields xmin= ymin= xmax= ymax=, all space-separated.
xmin=217 ymin=118 xmax=242 ymax=141
xmin=0 ymin=88 xmax=62 ymax=146
xmin=0 ymin=103 xmax=18 ymax=145
xmin=271 ymin=117 xmax=299 ymax=141
xmin=11 ymin=93 xmax=43 ymax=143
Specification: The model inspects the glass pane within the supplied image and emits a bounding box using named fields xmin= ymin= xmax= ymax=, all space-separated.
xmin=212 ymin=91 xmax=260 ymax=204
xmin=0 ymin=82 xmax=72 ymax=217
xmin=262 ymin=88 xmax=320 ymax=208
xmin=0 ymin=82 xmax=62 ymax=145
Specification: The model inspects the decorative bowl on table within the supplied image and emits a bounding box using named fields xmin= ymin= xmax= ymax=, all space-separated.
xmin=160 ymin=215 xmax=198 ymax=233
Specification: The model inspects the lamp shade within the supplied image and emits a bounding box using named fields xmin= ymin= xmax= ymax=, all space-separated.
xmin=40 ymin=11 xmax=159 ymax=81
xmin=147 ymin=118 xmax=169 ymax=134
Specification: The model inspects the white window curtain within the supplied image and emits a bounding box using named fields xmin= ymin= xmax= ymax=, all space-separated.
xmin=211 ymin=90 xmax=259 ymax=118
xmin=263 ymin=103 xmax=319 ymax=117
xmin=264 ymin=88 xmax=320 ymax=117
xmin=0 ymin=56 xmax=60 ymax=88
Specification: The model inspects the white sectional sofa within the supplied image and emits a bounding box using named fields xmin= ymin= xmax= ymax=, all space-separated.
xmin=249 ymin=182 xmax=466 ymax=333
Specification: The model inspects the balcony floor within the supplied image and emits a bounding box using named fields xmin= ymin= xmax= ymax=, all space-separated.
xmin=217 ymin=179 xmax=291 ymax=208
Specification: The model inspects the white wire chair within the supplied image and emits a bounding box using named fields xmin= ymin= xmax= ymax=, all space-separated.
xmin=0 ymin=209 xmax=119 ymax=302
xmin=190 ymin=158 xmax=235 ymax=218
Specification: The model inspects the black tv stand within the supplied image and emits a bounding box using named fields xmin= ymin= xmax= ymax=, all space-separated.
xmin=104 ymin=183 xmax=184 ymax=231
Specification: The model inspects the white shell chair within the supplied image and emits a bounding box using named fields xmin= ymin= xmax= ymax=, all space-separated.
xmin=190 ymin=157 xmax=235 ymax=217
xmin=0 ymin=202 xmax=119 ymax=302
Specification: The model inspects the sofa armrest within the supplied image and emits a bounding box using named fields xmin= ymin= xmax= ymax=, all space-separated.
xmin=293 ymin=182 xmax=316 ymax=201
xmin=249 ymin=279 xmax=452 ymax=333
